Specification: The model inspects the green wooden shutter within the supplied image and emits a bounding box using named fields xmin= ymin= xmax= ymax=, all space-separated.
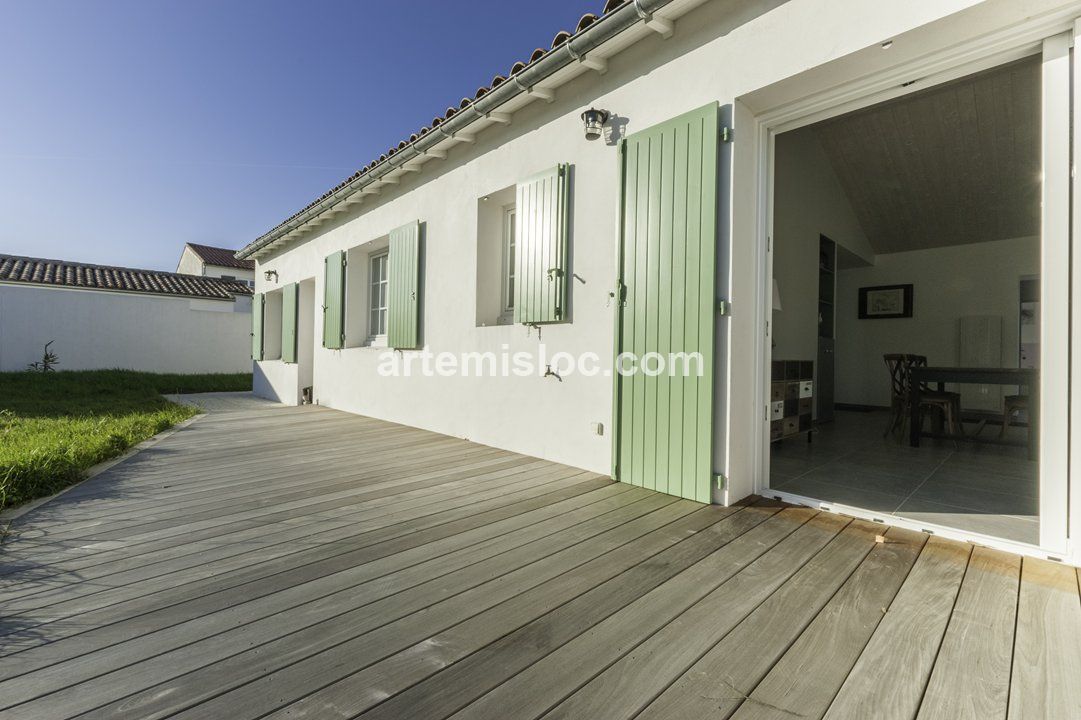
xmin=614 ymin=102 xmax=719 ymax=503
xmin=281 ymin=282 xmax=298 ymax=364
xmin=251 ymin=293 xmax=264 ymax=360
xmin=388 ymin=220 xmax=421 ymax=349
xmin=514 ymin=164 xmax=569 ymax=324
xmin=322 ymin=250 xmax=345 ymax=349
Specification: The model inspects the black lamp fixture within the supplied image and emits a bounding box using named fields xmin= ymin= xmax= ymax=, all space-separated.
xmin=581 ymin=108 xmax=610 ymax=141
xmin=263 ymin=269 xmax=278 ymax=282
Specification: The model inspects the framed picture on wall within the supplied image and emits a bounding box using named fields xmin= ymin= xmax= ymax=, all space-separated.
xmin=858 ymin=284 xmax=913 ymax=319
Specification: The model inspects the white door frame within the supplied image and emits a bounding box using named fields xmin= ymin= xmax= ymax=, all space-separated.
xmin=744 ymin=12 xmax=1077 ymax=560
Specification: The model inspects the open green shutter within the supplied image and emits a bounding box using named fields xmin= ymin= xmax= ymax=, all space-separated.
xmin=514 ymin=164 xmax=569 ymax=324
xmin=388 ymin=220 xmax=421 ymax=349
xmin=251 ymin=293 xmax=264 ymax=360
xmin=323 ymin=250 xmax=345 ymax=349
xmin=281 ymin=282 xmax=298 ymax=363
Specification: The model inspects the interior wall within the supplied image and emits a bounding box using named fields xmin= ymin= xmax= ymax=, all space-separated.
xmin=835 ymin=235 xmax=1039 ymax=407
xmin=771 ymin=127 xmax=874 ymax=364
xmin=476 ymin=185 xmax=515 ymax=326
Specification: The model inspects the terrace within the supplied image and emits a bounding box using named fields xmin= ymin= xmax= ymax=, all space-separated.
xmin=0 ymin=396 xmax=1078 ymax=719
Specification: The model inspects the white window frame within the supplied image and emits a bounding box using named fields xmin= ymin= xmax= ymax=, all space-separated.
xmin=499 ymin=204 xmax=516 ymax=324
xmin=367 ymin=250 xmax=389 ymax=345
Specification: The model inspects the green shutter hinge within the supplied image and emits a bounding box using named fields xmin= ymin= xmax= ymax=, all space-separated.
xmin=716 ymin=299 xmax=730 ymax=316
xmin=721 ymin=127 xmax=734 ymax=143
xmin=713 ymin=473 xmax=727 ymax=490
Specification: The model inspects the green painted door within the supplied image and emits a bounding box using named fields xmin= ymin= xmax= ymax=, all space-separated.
xmin=251 ymin=293 xmax=264 ymax=360
xmin=281 ymin=282 xmax=298 ymax=364
xmin=323 ymin=250 xmax=345 ymax=349
xmin=388 ymin=220 xmax=421 ymax=349
xmin=613 ymin=102 xmax=719 ymax=503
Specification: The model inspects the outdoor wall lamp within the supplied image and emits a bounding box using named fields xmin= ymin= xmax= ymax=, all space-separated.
xmin=264 ymin=270 xmax=278 ymax=282
xmin=581 ymin=108 xmax=610 ymax=141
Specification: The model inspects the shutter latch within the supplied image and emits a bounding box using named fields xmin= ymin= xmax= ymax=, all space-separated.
xmin=716 ymin=299 xmax=730 ymax=316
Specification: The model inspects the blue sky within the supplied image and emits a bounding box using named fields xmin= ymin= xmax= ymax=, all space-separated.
xmin=0 ymin=1 xmax=596 ymax=271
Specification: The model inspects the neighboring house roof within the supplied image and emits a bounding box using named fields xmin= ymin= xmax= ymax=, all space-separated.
xmin=238 ymin=0 xmax=681 ymax=260
xmin=185 ymin=242 xmax=254 ymax=271
xmin=0 ymin=254 xmax=254 ymax=300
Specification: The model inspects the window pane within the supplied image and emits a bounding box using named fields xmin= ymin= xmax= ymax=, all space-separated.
xmin=504 ymin=209 xmax=516 ymax=311
xmin=369 ymin=253 xmax=389 ymax=336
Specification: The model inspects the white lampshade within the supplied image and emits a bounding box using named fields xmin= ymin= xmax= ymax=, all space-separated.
xmin=772 ymin=278 xmax=783 ymax=312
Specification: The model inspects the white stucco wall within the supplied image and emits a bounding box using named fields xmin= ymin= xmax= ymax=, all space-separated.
xmin=176 ymin=246 xmax=255 ymax=283
xmin=250 ymin=0 xmax=1068 ymax=488
xmin=175 ymin=246 xmax=204 ymax=276
xmin=0 ymin=284 xmax=252 ymax=373
xmin=203 ymin=264 xmax=255 ymax=283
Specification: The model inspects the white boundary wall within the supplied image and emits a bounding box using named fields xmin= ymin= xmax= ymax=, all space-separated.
xmin=0 ymin=283 xmax=252 ymax=374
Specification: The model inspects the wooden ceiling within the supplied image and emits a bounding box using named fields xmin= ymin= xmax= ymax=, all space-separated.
xmin=809 ymin=55 xmax=1040 ymax=255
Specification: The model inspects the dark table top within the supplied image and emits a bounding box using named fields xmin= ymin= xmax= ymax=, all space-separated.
xmin=911 ymin=366 xmax=1037 ymax=384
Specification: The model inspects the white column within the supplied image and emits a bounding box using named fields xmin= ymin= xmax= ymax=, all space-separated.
xmin=1040 ymin=30 xmax=1071 ymax=553
xmin=1069 ymin=20 xmax=1081 ymax=563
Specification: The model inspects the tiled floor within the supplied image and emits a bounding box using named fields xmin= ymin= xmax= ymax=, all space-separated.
xmin=769 ymin=409 xmax=1039 ymax=544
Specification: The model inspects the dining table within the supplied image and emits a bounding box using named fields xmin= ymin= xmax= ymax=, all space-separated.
xmin=909 ymin=366 xmax=1038 ymax=459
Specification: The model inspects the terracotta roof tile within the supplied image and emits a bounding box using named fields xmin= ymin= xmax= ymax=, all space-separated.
xmin=0 ymin=254 xmax=253 ymax=300
xmin=185 ymin=242 xmax=255 ymax=270
xmin=249 ymin=1 xmax=630 ymax=253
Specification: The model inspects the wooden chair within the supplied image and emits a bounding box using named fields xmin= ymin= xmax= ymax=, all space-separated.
xmin=1000 ymin=392 xmax=1029 ymax=437
xmin=883 ymin=354 xmax=964 ymax=439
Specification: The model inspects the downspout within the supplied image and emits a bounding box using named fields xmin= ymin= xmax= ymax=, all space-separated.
xmin=238 ymin=0 xmax=677 ymax=260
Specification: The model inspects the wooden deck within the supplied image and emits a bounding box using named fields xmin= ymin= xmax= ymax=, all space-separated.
xmin=1 ymin=398 xmax=1080 ymax=719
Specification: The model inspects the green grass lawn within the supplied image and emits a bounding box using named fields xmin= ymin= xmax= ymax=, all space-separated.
xmin=0 ymin=370 xmax=252 ymax=511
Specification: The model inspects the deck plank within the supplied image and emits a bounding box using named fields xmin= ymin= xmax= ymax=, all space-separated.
xmin=0 ymin=472 xmax=609 ymax=654
xmin=0 ymin=467 xmax=595 ymax=623
xmin=537 ymin=513 xmax=860 ymax=720
xmin=241 ymin=504 xmax=778 ymax=720
xmin=0 ymin=484 xmax=646 ymax=686
xmin=74 ymin=499 xmax=725 ymax=719
xmin=0 ymin=459 xmax=564 ymax=602
xmin=417 ymin=508 xmax=827 ymax=720
xmin=723 ymin=527 xmax=927 ymax=720
xmin=2 ymin=489 xmax=669 ymax=715
xmin=822 ymin=536 xmax=972 ymax=720
xmin=916 ymin=546 xmax=1019 ymax=720
xmin=0 ymin=461 xmax=578 ymax=612
xmin=1007 ymin=557 xmax=1081 ymax=719
xmin=633 ymin=520 xmax=883 ymax=720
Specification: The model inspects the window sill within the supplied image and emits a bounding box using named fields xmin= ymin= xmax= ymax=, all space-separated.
xmin=364 ymin=336 xmax=388 ymax=349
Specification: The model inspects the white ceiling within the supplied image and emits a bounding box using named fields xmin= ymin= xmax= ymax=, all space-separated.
xmin=806 ymin=54 xmax=1041 ymax=255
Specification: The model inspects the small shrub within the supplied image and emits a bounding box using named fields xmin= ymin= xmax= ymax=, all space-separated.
xmin=26 ymin=341 xmax=60 ymax=373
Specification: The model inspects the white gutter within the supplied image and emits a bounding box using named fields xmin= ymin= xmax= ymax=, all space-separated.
xmin=237 ymin=0 xmax=681 ymax=260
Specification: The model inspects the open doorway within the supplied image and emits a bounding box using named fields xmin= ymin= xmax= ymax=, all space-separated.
xmin=767 ymin=54 xmax=1047 ymax=546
